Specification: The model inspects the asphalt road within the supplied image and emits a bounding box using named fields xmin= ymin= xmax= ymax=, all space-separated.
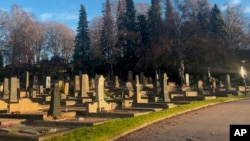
xmin=116 ymin=98 xmax=250 ymax=141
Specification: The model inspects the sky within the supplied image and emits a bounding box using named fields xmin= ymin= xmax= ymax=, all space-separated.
xmin=0 ymin=0 xmax=250 ymax=31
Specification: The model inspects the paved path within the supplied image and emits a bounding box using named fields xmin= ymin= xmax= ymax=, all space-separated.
xmin=116 ymin=98 xmax=250 ymax=141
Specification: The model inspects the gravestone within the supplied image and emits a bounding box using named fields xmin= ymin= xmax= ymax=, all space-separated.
xmin=115 ymin=76 xmax=119 ymax=88
xmin=26 ymin=71 xmax=29 ymax=90
xmin=3 ymin=78 xmax=9 ymax=99
xmin=90 ymin=78 xmax=95 ymax=89
xmin=64 ymin=82 xmax=69 ymax=95
xmin=225 ymin=74 xmax=231 ymax=91
xmin=163 ymin=73 xmax=170 ymax=102
xmin=58 ymin=80 xmax=63 ymax=88
xmin=74 ymin=75 xmax=80 ymax=96
xmin=126 ymin=82 xmax=134 ymax=97
xmin=10 ymin=77 xmax=18 ymax=102
xmin=87 ymin=75 xmax=115 ymax=113
xmin=185 ymin=73 xmax=190 ymax=86
xmin=47 ymin=86 xmax=61 ymax=117
xmin=81 ymin=74 xmax=89 ymax=97
xmin=46 ymin=76 xmax=51 ymax=89
xmin=155 ymin=72 xmax=161 ymax=95
xmin=39 ymin=85 xmax=44 ymax=95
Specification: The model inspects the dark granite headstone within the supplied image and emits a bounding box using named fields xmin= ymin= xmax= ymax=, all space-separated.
xmin=47 ymin=87 xmax=61 ymax=117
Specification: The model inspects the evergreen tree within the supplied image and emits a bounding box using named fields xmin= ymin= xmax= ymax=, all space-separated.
xmin=100 ymin=0 xmax=116 ymax=78
xmin=148 ymin=0 xmax=162 ymax=40
xmin=73 ymin=4 xmax=92 ymax=75
xmin=116 ymin=0 xmax=138 ymax=76
xmin=209 ymin=4 xmax=227 ymax=38
xmin=147 ymin=0 xmax=164 ymax=71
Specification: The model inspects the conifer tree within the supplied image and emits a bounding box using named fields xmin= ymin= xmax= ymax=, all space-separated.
xmin=100 ymin=0 xmax=116 ymax=78
xmin=73 ymin=4 xmax=92 ymax=75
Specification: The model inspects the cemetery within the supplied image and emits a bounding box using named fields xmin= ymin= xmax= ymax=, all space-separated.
xmin=0 ymin=68 xmax=248 ymax=141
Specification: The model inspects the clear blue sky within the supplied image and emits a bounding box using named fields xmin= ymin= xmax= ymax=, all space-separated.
xmin=0 ymin=0 xmax=249 ymax=31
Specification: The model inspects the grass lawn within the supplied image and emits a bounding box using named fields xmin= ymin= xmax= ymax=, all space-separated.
xmin=46 ymin=95 xmax=250 ymax=141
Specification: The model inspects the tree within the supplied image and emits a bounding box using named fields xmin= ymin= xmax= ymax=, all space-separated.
xmin=73 ymin=4 xmax=92 ymax=75
xmin=147 ymin=0 xmax=165 ymax=71
xmin=209 ymin=4 xmax=227 ymax=38
xmin=100 ymin=0 xmax=116 ymax=78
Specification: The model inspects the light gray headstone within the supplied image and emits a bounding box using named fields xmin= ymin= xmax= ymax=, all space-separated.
xmin=81 ymin=74 xmax=89 ymax=97
xmin=46 ymin=76 xmax=51 ymax=89
xmin=10 ymin=77 xmax=18 ymax=102
xmin=26 ymin=71 xmax=29 ymax=89
xmin=115 ymin=76 xmax=119 ymax=88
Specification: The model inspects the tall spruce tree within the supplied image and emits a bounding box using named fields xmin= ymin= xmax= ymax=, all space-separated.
xmin=147 ymin=0 xmax=163 ymax=71
xmin=73 ymin=4 xmax=92 ymax=75
xmin=100 ymin=0 xmax=115 ymax=78
xmin=209 ymin=4 xmax=227 ymax=38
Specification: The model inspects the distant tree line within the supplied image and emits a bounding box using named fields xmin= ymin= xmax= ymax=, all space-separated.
xmin=1 ymin=0 xmax=250 ymax=84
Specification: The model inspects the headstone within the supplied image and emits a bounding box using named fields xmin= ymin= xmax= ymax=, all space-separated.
xmin=46 ymin=76 xmax=51 ymax=89
xmin=74 ymin=75 xmax=80 ymax=96
xmin=87 ymin=75 xmax=115 ymax=113
xmin=212 ymin=78 xmax=216 ymax=93
xmin=39 ymin=85 xmax=44 ymax=95
xmin=163 ymin=73 xmax=170 ymax=102
xmin=135 ymin=75 xmax=139 ymax=84
xmin=26 ymin=71 xmax=29 ymax=89
xmin=47 ymin=87 xmax=61 ymax=117
xmin=185 ymin=73 xmax=190 ymax=86
xmin=16 ymin=78 xmax=20 ymax=90
xmin=155 ymin=72 xmax=161 ymax=95
xmin=64 ymin=82 xmax=69 ymax=95
xmin=10 ymin=77 xmax=18 ymax=102
xmin=115 ymin=76 xmax=119 ymax=88
xmin=3 ymin=78 xmax=9 ymax=98
xmin=81 ymin=74 xmax=89 ymax=97
xmin=126 ymin=82 xmax=134 ymax=97
xmin=225 ymin=74 xmax=231 ymax=91
xmin=135 ymin=78 xmax=142 ymax=103
xmin=95 ymin=75 xmax=107 ymax=111
xmin=198 ymin=80 xmax=203 ymax=90
xmin=90 ymin=78 xmax=95 ymax=89
xmin=58 ymin=80 xmax=63 ymax=88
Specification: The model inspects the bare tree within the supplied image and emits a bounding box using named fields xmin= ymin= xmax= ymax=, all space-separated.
xmin=45 ymin=21 xmax=75 ymax=62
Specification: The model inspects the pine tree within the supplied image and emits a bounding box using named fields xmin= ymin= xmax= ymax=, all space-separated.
xmin=148 ymin=0 xmax=162 ymax=40
xmin=100 ymin=0 xmax=115 ymax=78
xmin=209 ymin=4 xmax=227 ymax=38
xmin=73 ymin=4 xmax=92 ymax=75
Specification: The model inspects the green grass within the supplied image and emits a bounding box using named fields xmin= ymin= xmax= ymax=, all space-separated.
xmin=47 ymin=95 xmax=250 ymax=141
